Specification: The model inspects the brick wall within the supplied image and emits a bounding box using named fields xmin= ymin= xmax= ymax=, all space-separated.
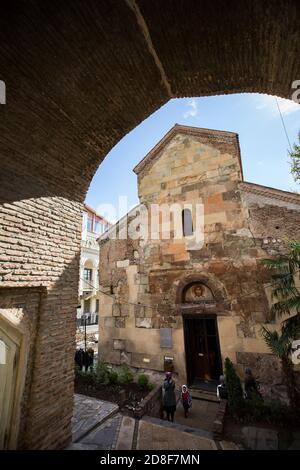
xmin=0 ymin=197 xmax=82 ymax=449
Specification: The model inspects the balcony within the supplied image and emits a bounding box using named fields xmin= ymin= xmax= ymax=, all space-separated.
xmin=81 ymin=281 xmax=95 ymax=292
xmin=76 ymin=313 xmax=99 ymax=328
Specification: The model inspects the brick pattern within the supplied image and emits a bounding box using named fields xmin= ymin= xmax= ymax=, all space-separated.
xmin=0 ymin=198 xmax=82 ymax=449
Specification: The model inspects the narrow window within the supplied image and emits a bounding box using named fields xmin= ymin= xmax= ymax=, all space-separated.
xmin=94 ymin=219 xmax=100 ymax=233
xmin=83 ymin=268 xmax=92 ymax=281
xmin=182 ymin=209 xmax=193 ymax=236
xmin=87 ymin=215 xmax=93 ymax=232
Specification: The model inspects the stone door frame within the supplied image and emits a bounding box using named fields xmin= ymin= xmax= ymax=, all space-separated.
xmin=182 ymin=310 xmax=223 ymax=387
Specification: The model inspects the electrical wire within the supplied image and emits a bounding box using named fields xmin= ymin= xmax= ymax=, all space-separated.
xmin=275 ymin=97 xmax=293 ymax=152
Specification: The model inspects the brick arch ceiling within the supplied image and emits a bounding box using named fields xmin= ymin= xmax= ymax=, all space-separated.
xmin=1 ymin=0 xmax=300 ymax=204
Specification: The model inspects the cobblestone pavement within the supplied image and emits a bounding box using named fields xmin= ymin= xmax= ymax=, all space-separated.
xmin=76 ymin=414 xmax=123 ymax=450
xmin=71 ymin=394 xmax=119 ymax=443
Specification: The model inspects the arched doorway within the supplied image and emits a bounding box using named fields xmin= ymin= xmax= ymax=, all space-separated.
xmin=182 ymin=282 xmax=222 ymax=388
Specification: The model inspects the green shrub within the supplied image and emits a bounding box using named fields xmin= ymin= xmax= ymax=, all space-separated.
xmin=137 ymin=374 xmax=150 ymax=389
xmin=75 ymin=364 xmax=84 ymax=379
xmin=224 ymin=357 xmax=244 ymax=417
xmin=242 ymin=394 xmax=266 ymax=423
xmin=118 ymin=364 xmax=134 ymax=385
xmin=108 ymin=370 xmax=119 ymax=385
xmin=95 ymin=361 xmax=111 ymax=386
xmin=224 ymin=358 xmax=299 ymax=427
xmin=242 ymin=398 xmax=298 ymax=427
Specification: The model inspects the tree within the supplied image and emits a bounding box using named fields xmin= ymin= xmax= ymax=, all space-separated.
xmin=262 ymin=321 xmax=300 ymax=412
xmin=290 ymin=132 xmax=300 ymax=184
xmin=261 ymin=241 xmax=300 ymax=325
xmin=261 ymin=241 xmax=300 ymax=411
xmin=224 ymin=357 xmax=244 ymax=417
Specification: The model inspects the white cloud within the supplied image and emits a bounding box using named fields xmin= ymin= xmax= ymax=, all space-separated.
xmin=255 ymin=95 xmax=300 ymax=116
xmin=183 ymin=99 xmax=198 ymax=119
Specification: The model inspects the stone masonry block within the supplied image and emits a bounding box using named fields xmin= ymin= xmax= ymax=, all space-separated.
xmin=113 ymin=339 xmax=125 ymax=350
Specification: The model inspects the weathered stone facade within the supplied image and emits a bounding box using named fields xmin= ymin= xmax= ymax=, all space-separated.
xmin=98 ymin=125 xmax=300 ymax=400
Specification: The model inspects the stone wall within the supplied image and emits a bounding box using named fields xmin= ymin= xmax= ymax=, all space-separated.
xmin=123 ymin=384 xmax=163 ymax=420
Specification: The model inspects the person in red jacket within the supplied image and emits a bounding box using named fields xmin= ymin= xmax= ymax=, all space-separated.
xmin=181 ymin=384 xmax=192 ymax=418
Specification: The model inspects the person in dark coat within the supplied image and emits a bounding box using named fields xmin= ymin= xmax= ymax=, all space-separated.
xmin=162 ymin=372 xmax=177 ymax=422
xmin=244 ymin=367 xmax=262 ymax=400
xmin=85 ymin=348 xmax=94 ymax=372
xmin=75 ymin=348 xmax=85 ymax=371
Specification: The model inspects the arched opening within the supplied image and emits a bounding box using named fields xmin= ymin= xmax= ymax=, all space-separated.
xmin=86 ymin=93 xmax=300 ymax=223
xmin=181 ymin=282 xmax=222 ymax=388
xmin=0 ymin=0 xmax=300 ymax=449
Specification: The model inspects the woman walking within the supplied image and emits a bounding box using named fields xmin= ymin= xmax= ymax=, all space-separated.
xmin=162 ymin=371 xmax=177 ymax=422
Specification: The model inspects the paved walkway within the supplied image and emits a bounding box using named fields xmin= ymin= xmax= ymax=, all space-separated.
xmin=136 ymin=417 xmax=217 ymax=450
xmin=175 ymin=399 xmax=219 ymax=432
xmin=66 ymin=393 xmax=239 ymax=451
xmin=66 ymin=394 xmax=121 ymax=450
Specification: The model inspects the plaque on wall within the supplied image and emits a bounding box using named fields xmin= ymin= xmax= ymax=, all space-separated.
xmin=160 ymin=328 xmax=172 ymax=348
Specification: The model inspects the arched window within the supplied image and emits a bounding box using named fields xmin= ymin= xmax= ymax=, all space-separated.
xmin=182 ymin=209 xmax=193 ymax=236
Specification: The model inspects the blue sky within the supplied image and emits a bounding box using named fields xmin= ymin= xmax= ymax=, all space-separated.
xmin=85 ymin=93 xmax=300 ymax=221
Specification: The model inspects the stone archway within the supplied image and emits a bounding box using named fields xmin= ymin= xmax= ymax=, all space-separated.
xmin=174 ymin=274 xmax=229 ymax=387
xmin=0 ymin=0 xmax=300 ymax=448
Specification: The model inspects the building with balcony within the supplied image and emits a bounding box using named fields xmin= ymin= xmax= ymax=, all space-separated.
xmin=77 ymin=204 xmax=111 ymax=334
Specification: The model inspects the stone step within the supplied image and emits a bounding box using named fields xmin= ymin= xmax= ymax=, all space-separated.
xmin=220 ymin=440 xmax=241 ymax=450
xmin=142 ymin=415 xmax=213 ymax=440
xmin=115 ymin=416 xmax=136 ymax=450
xmin=189 ymin=389 xmax=219 ymax=403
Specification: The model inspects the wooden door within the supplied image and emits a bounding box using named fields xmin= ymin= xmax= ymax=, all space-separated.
xmin=184 ymin=316 xmax=222 ymax=386
xmin=0 ymin=321 xmax=20 ymax=449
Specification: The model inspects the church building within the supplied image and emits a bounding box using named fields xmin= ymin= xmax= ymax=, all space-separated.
xmin=97 ymin=124 xmax=300 ymax=399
